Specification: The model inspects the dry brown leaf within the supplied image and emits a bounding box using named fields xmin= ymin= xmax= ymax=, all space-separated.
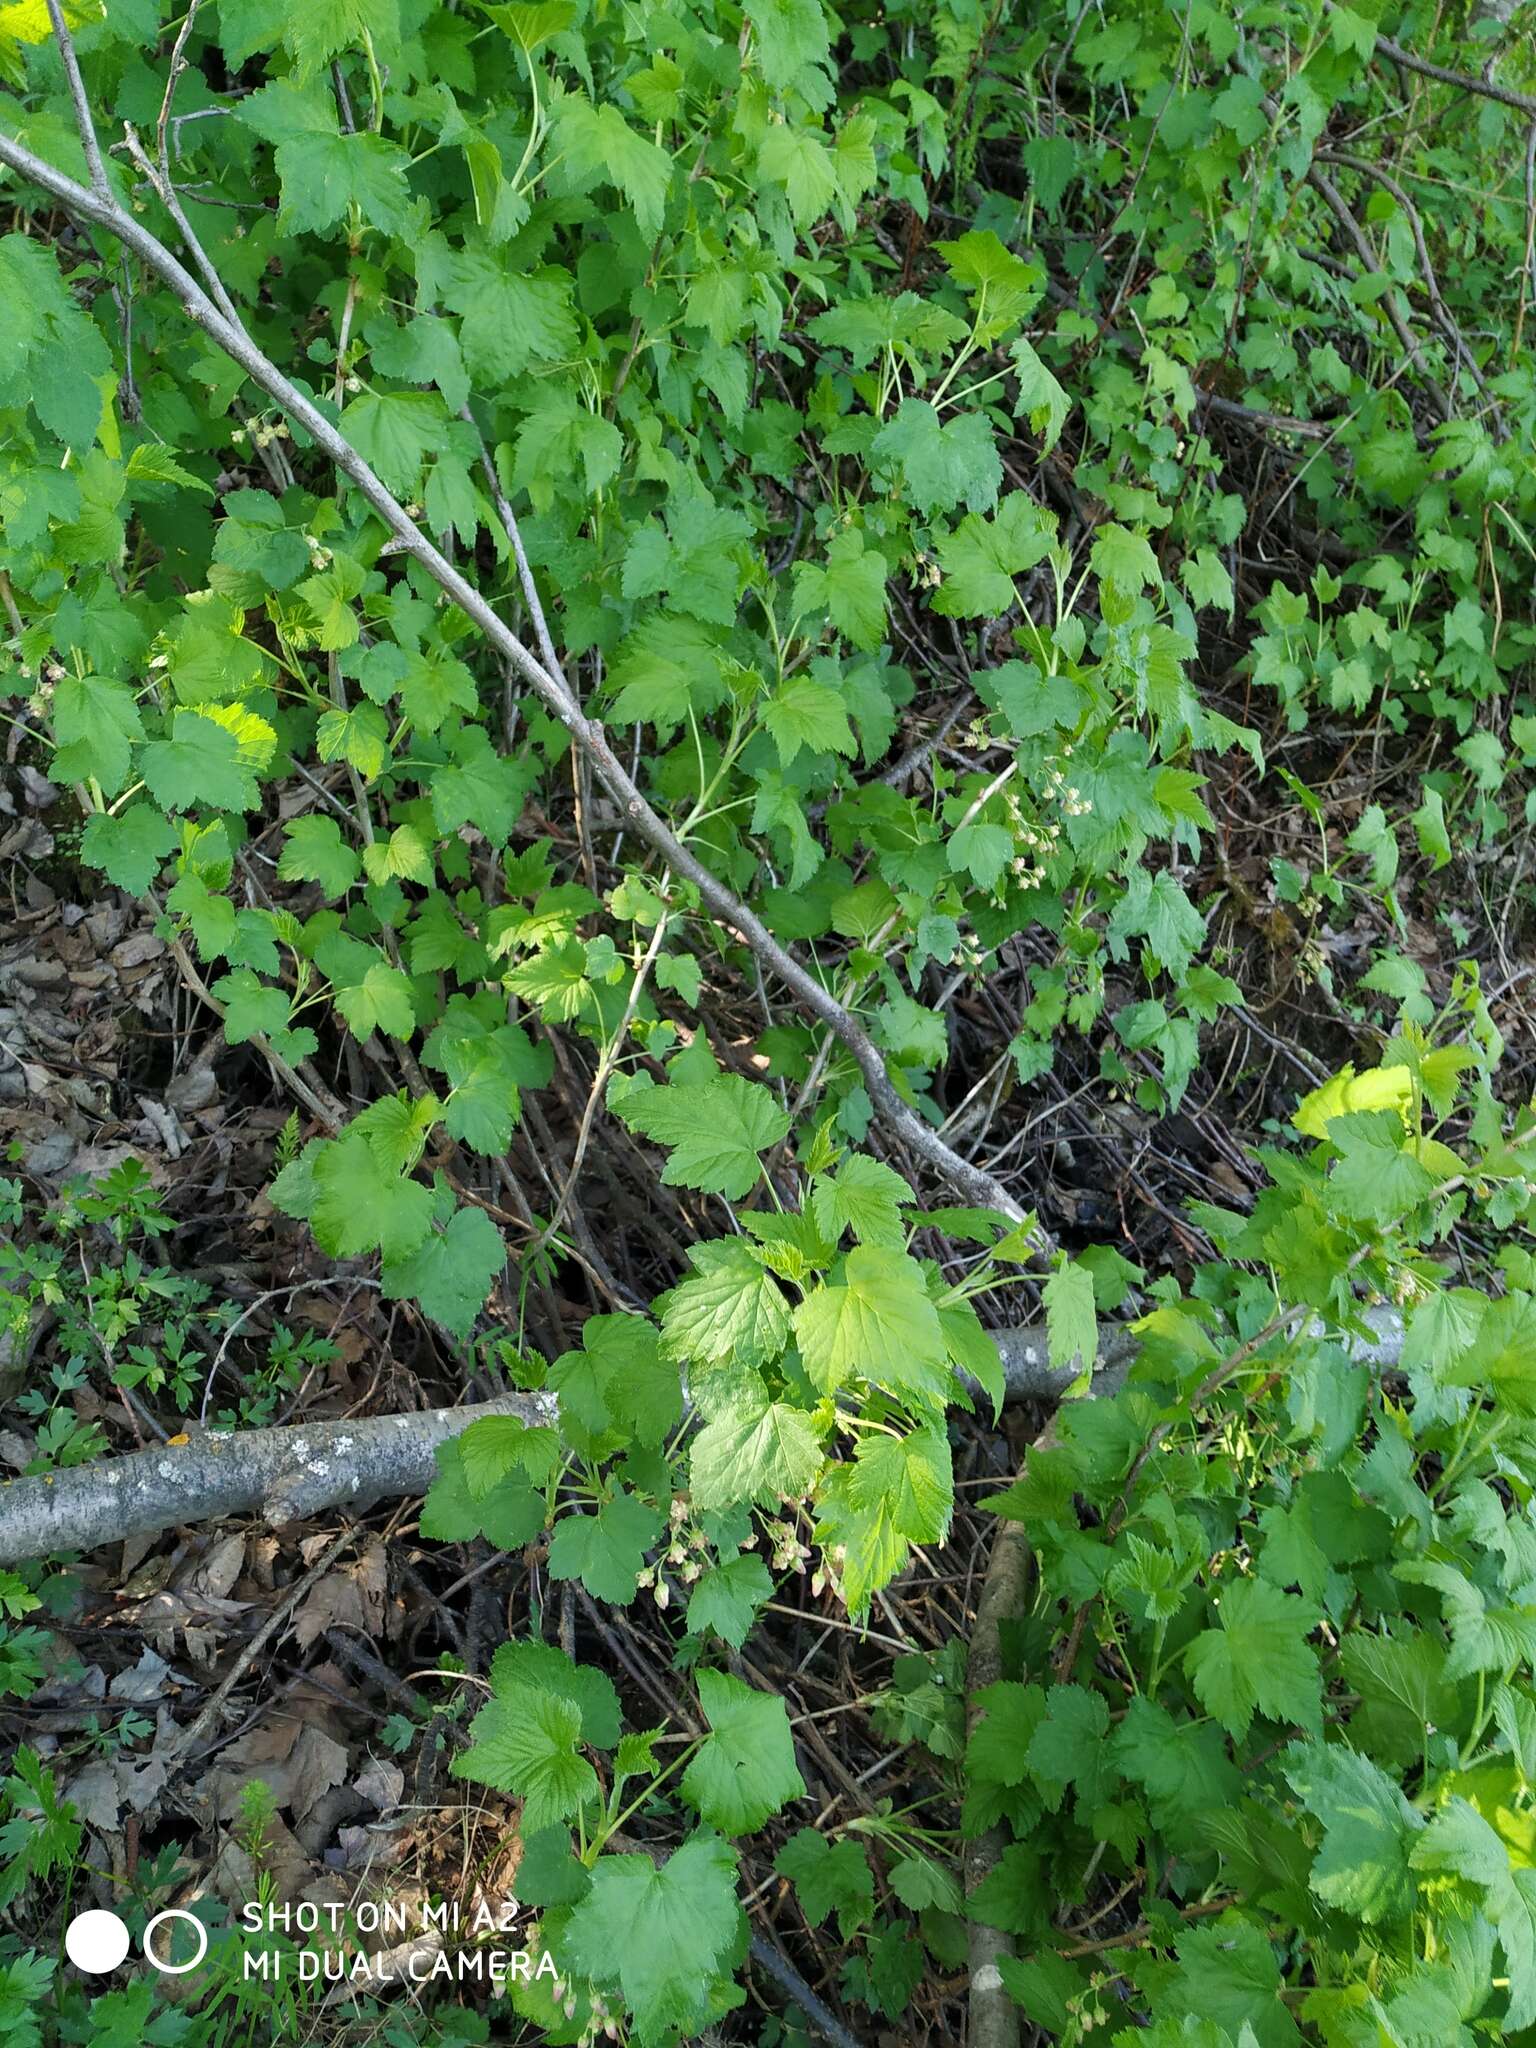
xmin=291 ymin=1538 xmax=389 ymax=1650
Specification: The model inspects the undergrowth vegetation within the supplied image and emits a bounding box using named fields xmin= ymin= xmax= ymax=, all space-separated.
xmin=2 ymin=0 xmax=1536 ymax=2041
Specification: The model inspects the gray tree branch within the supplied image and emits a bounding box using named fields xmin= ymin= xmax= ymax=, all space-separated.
xmin=0 ymin=1310 xmax=1411 ymax=1565
xmin=0 ymin=1392 xmax=555 ymax=1566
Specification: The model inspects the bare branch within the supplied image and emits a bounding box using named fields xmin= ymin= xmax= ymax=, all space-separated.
xmin=1306 ymin=165 xmax=1452 ymax=423
xmin=133 ymin=0 xmax=248 ymax=332
xmin=1316 ymin=148 xmax=1500 ymax=417
xmin=0 ymin=1392 xmax=555 ymax=1567
xmin=965 ymin=1514 xmax=1028 ymax=2048
xmin=1373 ymin=22 xmax=1536 ymax=116
xmin=461 ymin=403 xmax=571 ymax=697
xmin=44 ymin=0 xmax=110 ymax=199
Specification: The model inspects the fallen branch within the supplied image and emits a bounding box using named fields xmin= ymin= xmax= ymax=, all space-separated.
xmin=0 ymin=87 xmax=1031 ymax=1228
xmin=0 ymin=1392 xmax=554 ymax=1566
xmin=0 ymin=1310 xmax=1411 ymax=1564
xmin=990 ymin=1301 xmax=1405 ymax=1404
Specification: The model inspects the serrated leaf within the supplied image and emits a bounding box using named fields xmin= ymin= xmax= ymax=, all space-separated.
xmin=51 ymin=673 xmax=144 ymax=795
xmin=793 ymin=1247 xmax=947 ymax=1399
xmin=1283 ymin=1741 xmax=1422 ymax=1925
xmin=681 ymin=1670 xmax=805 ymax=1834
xmin=775 ymin=1828 xmax=873 ymax=1938
xmin=381 ymin=1205 xmax=505 ymax=1336
xmin=561 ymin=1834 xmax=741 ymax=2043
xmin=618 ymin=1075 xmax=791 ymax=1199
xmin=933 ymin=494 xmax=1055 ymax=616
xmin=690 ymin=1385 xmax=823 ymax=1510
xmin=661 ymin=1239 xmax=791 ymax=1368
xmin=81 ymin=803 xmax=177 ymax=893
xmin=309 ymin=1130 xmax=434 ymax=1261
xmin=686 ymin=1554 xmax=773 ymax=1648
xmin=547 ymin=1491 xmax=661 ymax=1605
xmin=808 ymin=1155 xmax=912 ymax=1249
xmin=1043 ymin=1260 xmax=1097 ymax=1381
xmin=1185 ymin=1579 xmax=1321 ymax=1741
xmin=278 ymin=815 xmax=361 ymax=900
xmin=453 ymin=1687 xmax=597 ymax=1832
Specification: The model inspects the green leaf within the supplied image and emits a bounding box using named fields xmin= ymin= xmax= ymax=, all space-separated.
xmin=1185 ymin=1579 xmax=1321 ymax=1741
xmin=1090 ymin=522 xmax=1162 ymax=596
xmin=211 ymin=967 xmax=293 ymax=1045
xmin=488 ymin=1639 xmax=622 ymax=1749
xmin=81 ymin=803 xmax=177 ymax=894
xmin=1164 ymin=1919 xmax=1301 ymax=2048
xmin=446 ymin=250 xmax=578 ymax=383
xmin=619 ymin=497 xmax=753 ymax=626
xmin=420 ymin=1439 xmax=546 ymax=1551
xmin=813 ymin=1423 xmax=953 ymax=1611
xmin=51 ymin=673 xmax=144 ymax=794
xmin=746 ymin=0 xmax=831 ymax=82
xmin=1009 ymin=337 xmax=1071 ymax=450
xmin=340 ymin=388 xmax=448 ymax=495
xmin=1043 ymin=1259 xmax=1097 ymax=1381
xmin=457 ymin=1415 xmax=559 ymax=1498
xmin=1412 ymin=1798 xmax=1536 ymax=2028
xmin=278 ymin=815 xmax=361 ymax=900
xmin=808 ymin=1155 xmax=912 ymax=1249
xmin=759 ymin=124 xmax=837 ymax=226
xmin=482 ymin=1 xmax=575 ymax=53
xmin=124 ymin=442 xmax=213 ymax=496
xmin=681 ymin=1670 xmax=805 ymax=1834
xmin=547 ymin=1491 xmax=661 ymax=1605
xmin=218 ymin=0 xmax=402 ymax=76
xmin=1327 ymin=1112 xmax=1437 ymax=1224
xmin=618 ymin=1076 xmax=791 ymax=1199
xmin=888 ymin=1852 xmax=963 ymax=1913
xmin=309 ymin=1129 xmax=434 ymax=1261
xmin=240 ymin=81 xmax=413 ymax=238
xmin=690 ymin=1385 xmax=823 ymax=1510
xmin=555 ymin=97 xmax=673 ymax=238
xmin=141 ymin=710 xmax=261 ymax=814
xmin=1181 ymin=545 xmax=1235 ymax=616
xmin=792 ymin=527 xmax=888 ymax=650
xmin=315 ymin=933 xmax=416 ymax=1041
xmin=793 ymin=1247 xmax=948 ymax=1398
xmin=686 ymin=1555 xmax=773 ymax=1648
xmin=660 ymin=1240 xmax=791 ymax=1368
xmin=381 ymin=1205 xmax=505 ymax=1336
xmin=761 ymin=675 xmax=857 ymax=766
xmin=1412 ymin=786 xmax=1452 ymax=870
xmin=846 ymin=1423 xmax=952 ymax=1545
xmin=933 ymin=494 xmax=1055 ymax=615
xmin=966 ymin=1680 xmax=1047 ymax=1788
xmin=775 ymin=1829 xmax=874 ymax=1938
xmin=316 ymin=701 xmax=390 ymax=778
xmin=871 ymin=399 xmax=1001 ymax=518
xmin=1024 ymin=1684 xmax=1117 ymax=1812
xmin=1283 ymin=1741 xmax=1423 ymax=1925
xmin=561 ymin=1834 xmax=741 ymax=2043
xmin=937 ymin=230 xmax=1042 ymax=329
xmin=422 ymin=1000 xmax=548 ymax=1154
xmin=453 ymin=1687 xmax=597 ymax=1832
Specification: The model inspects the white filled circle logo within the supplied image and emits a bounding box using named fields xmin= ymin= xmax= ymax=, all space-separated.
xmin=64 ymin=1911 xmax=130 ymax=1975
xmin=65 ymin=1908 xmax=208 ymax=1975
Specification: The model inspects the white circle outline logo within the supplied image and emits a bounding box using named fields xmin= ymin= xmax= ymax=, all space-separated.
xmin=142 ymin=1909 xmax=208 ymax=1974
